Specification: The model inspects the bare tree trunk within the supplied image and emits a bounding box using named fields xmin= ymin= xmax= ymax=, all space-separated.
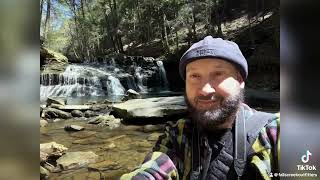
xmin=191 ymin=3 xmax=196 ymax=41
xmin=80 ymin=0 xmax=85 ymax=18
xmin=43 ymin=0 xmax=51 ymax=40
xmin=163 ymin=12 xmax=169 ymax=52
xmin=105 ymin=0 xmax=118 ymax=53
xmin=206 ymin=0 xmax=214 ymax=35
xmin=80 ymin=0 xmax=90 ymax=59
xmin=40 ymin=0 xmax=44 ymax=25
xmin=175 ymin=30 xmax=178 ymax=49
xmin=247 ymin=0 xmax=254 ymax=47
xmin=213 ymin=0 xmax=223 ymax=37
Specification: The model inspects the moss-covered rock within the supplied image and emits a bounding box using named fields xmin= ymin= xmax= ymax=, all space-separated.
xmin=41 ymin=47 xmax=69 ymax=73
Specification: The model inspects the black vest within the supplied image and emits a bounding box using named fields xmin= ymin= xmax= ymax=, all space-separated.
xmin=190 ymin=108 xmax=276 ymax=180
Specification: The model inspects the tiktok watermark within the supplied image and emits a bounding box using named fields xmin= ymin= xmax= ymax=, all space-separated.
xmin=297 ymin=150 xmax=316 ymax=171
xmin=269 ymin=150 xmax=318 ymax=178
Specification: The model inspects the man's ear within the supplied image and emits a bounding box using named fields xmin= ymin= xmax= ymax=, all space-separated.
xmin=236 ymin=72 xmax=245 ymax=89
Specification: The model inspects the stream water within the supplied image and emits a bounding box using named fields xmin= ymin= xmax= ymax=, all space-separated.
xmin=41 ymin=119 xmax=163 ymax=179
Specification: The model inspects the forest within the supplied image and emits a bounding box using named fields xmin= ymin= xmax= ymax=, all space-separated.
xmin=40 ymin=0 xmax=279 ymax=62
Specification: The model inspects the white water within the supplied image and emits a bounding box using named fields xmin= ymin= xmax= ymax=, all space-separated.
xmin=41 ymin=58 xmax=172 ymax=103
xmin=40 ymin=64 xmax=125 ymax=102
xmin=156 ymin=61 xmax=169 ymax=90
xmin=135 ymin=66 xmax=147 ymax=92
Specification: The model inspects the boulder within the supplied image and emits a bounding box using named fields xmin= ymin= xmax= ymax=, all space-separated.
xmin=111 ymin=96 xmax=187 ymax=121
xmin=41 ymin=47 xmax=68 ymax=64
xmin=43 ymin=162 xmax=61 ymax=173
xmin=124 ymin=89 xmax=140 ymax=100
xmin=40 ymin=142 xmax=68 ymax=157
xmin=40 ymin=166 xmax=50 ymax=179
xmin=88 ymin=160 xmax=120 ymax=171
xmin=84 ymin=110 xmax=98 ymax=118
xmin=88 ymin=115 xmax=121 ymax=129
xmin=90 ymin=104 xmax=110 ymax=112
xmin=56 ymin=151 xmax=99 ymax=170
xmin=50 ymin=104 xmax=91 ymax=111
xmin=42 ymin=107 xmax=72 ymax=119
xmin=64 ymin=125 xmax=85 ymax=131
xmin=71 ymin=110 xmax=84 ymax=117
xmin=40 ymin=151 xmax=49 ymax=162
xmin=40 ymin=105 xmax=45 ymax=115
xmin=40 ymin=119 xmax=48 ymax=127
xmin=46 ymin=97 xmax=66 ymax=106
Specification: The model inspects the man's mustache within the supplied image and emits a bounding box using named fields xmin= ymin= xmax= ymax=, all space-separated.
xmin=195 ymin=94 xmax=221 ymax=101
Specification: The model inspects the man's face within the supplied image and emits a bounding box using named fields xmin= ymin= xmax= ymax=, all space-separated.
xmin=185 ymin=58 xmax=244 ymax=130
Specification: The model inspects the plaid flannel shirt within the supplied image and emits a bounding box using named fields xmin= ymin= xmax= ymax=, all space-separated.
xmin=121 ymin=104 xmax=280 ymax=180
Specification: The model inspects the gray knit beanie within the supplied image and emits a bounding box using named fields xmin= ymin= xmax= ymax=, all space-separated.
xmin=179 ymin=36 xmax=248 ymax=80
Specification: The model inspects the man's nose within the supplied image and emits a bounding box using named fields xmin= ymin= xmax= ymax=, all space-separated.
xmin=199 ymin=83 xmax=215 ymax=96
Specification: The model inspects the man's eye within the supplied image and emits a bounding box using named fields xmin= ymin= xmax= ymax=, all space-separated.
xmin=190 ymin=74 xmax=200 ymax=79
xmin=215 ymin=72 xmax=223 ymax=76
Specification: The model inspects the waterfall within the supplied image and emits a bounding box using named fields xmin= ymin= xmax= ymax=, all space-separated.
xmin=40 ymin=64 xmax=125 ymax=102
xmin=135 ymin=66 xmax=147 ymax=92
xmin=106 ymin=76 xmax=125 ymax=95
xmin=156 ymin=61 xmax=169 ymax=90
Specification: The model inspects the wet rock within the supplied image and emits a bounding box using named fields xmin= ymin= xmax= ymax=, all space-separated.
xmin=40 ymin=166 xmax=50 ymax=179
xmin=64 ymin=125 xmax=85 ymax=131
xmin=40 ymin=119 xmax=48 ymax=127
xmin=56 ymin=151 xmax=99 ymax=170
xmin=88 ymin=115 xmax=121 ymax=129
xmin=53 ymin=118 xmax=63 ymax=123
xmin=88 ymin=160 xmax=120 ymax=171
xmin=90 ymin=104 xmax=109 ymax=111
xmin=71 ymin=110 xmax=84 ymax=117
xmin=147 ymin=132 xmax=162 ymax=141
xmin=40 ymin=151 xmax=49 ymax=162
xmin=42 ymin=107 xmax=72 ymax=119
xmin=142 ymin=124 xmax=165 ymax=132
xmin=107 ymin=142 xmax=116 ymax=149
xmin=40 ymin=105 xmax=45 ymax=115
xmin=112 ymin=96 xmax=187 ymax=121
xmin=40 ymin=142 xmax=68 ymax=157
xmin=43 ymin=162 xmax=61 ymax=173
xmin=123 ymin=89 xmax=140 ymax=100
xmin=46 ymin=97 xmax=66 ymax=106
xmin=51 ymin=104 xmax=91 ymax=111
xmin=85 ymin=101 xmax=97 ymax=105
xmin=102 ymin=142 xmax=116 ymax=150
xmin=84 ymin=110 xmax=98 ymax=118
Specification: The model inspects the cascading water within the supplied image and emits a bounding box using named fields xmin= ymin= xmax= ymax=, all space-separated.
xmin=156 ymin=61 xmax=169 ymax=90
xmin=135 ymin=66 xmax=147 ymax=92
xmin=40 ymin=64 xmax=125 ymax=102
xmin=106 ymin=76 xmax=125 ymax=95
xmin=41 ymin=56 xmax=173 ymax=104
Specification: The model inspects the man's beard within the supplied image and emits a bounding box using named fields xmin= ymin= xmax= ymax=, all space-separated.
xmin=185 ymin=89 xmax=244 ymax=131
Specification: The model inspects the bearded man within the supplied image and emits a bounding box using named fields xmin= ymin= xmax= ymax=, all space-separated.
xmin=121 ymin=36 xmax=280 ymax=180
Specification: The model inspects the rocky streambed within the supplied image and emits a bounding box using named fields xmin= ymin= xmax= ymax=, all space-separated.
xmin=40 ymin=95 xmax=187 ymax=179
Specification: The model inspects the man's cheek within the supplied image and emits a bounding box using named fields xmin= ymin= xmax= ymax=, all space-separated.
xmin=217 ymin=77 xmax=241 ymax=97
